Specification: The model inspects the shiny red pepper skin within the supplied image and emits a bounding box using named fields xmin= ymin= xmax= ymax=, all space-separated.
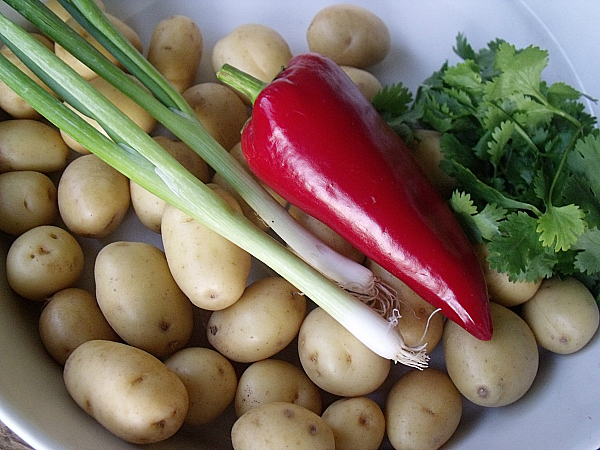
xmin=241 ymin=53 xmax=493 ymax=340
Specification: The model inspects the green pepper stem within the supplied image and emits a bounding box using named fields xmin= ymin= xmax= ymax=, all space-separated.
xmin=217 ymin=63 xmax=269 ymax=104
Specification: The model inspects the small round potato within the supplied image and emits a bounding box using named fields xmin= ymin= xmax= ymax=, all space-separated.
xmin=231 ymin=402 xmax=335 ymax=450
xmin=95 ymin=241 xmax=194 ymax=358
xmin=58 ymin=154 xmax=130 ymax=239
xmin=183 ymin=82 xmax=250 ymax=150
xmin=385 ymin=369 xmax=462 ymax=450
xmin=340 ymin=66 xmax=382 ymax=101
xmin=147 ymin=15 xmax=203 ymax=93
xmin=60 ymin=76 xmax=156 ymax=153
xmin=212 ymin=24 xmax=292 ymax=84
xmin=366 ymin=259 xmax=444 ymax=354
xmin=130 ymin=135 xmax=211 ymax=233
xmin=6 ymin=225 xmax=84 ymax=301
xmin=322 ymin=397 xmax=385 ymax=450
xmin=161 ymin=184 xmax=251 ymax=310
xmin=307 ymin=4 xmax=390 ymax=68
xmin=298 ymin=307 xmax=390 ymax=397
xmin=164 ymin=347 xmax=238 ymax=425
xmin=522 ymin=277 xmax=599 ymax=354
xmin=235 ymin=358 xmax=322 ymax=417
xmin=0 ymin=171 xmax=58 ymax=235
xmin=0 ymin=34 xmax=55 ymax=119
xmin=443 ymin=302 xmax=539 ymax=407
xmin=207 ymin=277 xmax=306 ymax=363
xmin=64 ymin=340 xmax=188 ymax=444
xmin=39 ymin=287 xmax=120 ymax=365
xmin=0 ymin=119 xmax=69 ymax=173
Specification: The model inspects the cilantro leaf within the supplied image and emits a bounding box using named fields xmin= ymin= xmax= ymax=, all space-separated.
xmin=536 ymin=204 xmax=586 ymax=251
xmin=372 ymin=82 xmax=413 ymax=117
xmin=574 ymin=227 xmax=600 ymax=274
xmin=568 ymin=133 xmax=600 ymax=198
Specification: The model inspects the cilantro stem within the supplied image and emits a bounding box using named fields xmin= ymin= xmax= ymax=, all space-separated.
xmin=546 ymin=125 xmax=584 ymax=206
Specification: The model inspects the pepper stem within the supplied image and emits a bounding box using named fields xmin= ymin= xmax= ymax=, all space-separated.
xmin=217 ymin=64 xmax=268 ymax=104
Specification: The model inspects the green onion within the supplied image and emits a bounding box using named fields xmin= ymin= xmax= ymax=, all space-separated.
xmin=0 ymin=1 xmax=428 ymax=367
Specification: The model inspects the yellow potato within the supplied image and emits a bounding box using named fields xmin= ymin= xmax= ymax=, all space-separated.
xmin=298 ymin=307 xmax=390 ymax=397
xmin=321 ymin=397 xmax=385 ymax=450
xmin=147 ymin=15 xmax=203 ymax=93
xmin=385 ymin=369 xmax=462 ymax=450
xmin=57 ymin=154 xmax=130 ymax=239
xmin=39 ymin=287 xmax=120 ymax=365
xmin=130 ymin=135 xmax=211 ymax=233
xmin=5 ymin=225 xmax=84 ymax=301
xmin=64 ymin=340 xmax=188 ymax=444
xmin=94 ymin=241 xmax=194 ymax=358
xmin=183 ymin=82 xmax=250 ymax=150
xmin=0 ymin=119 xmax=69 ymax=173
xmin=231 ymin=402 xmax=335 ymax=450
xmin=235 ymin=359 xmax=322 ymax=417
xmin=340 ymin=66 xmax=382 ymax=101
xmin=164 ymin=347 xmax=237 ymax=425
xmin=161 ymin=184 xmax=251 ymax=310
xmin=522 ymin=277 xmax=599 ymax=354
xmin=0 ymin=171 xmax=58 ymax=235
xmin=0 ymin=34 xmax=55 ymax=119
xmin=307 ymin=4 xmax=390 ymax=68
xmin=207 ymin=277 xmax=306 ymax=363
xmin=366 ymin=259 xmax=444 ymax=354
xmin=212 ymin=23 xmax=292 ymax=84
xmin=60 ymin=76 xmax=156 ymax=153
xmin=443 ymin=302 xmax=539 ymax=407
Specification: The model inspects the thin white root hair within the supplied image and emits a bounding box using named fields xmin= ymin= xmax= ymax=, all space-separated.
xmin=341 ymin=276 xmax=402 ymax=319
xmin=416 ymin=307 xmax=442 ymax=345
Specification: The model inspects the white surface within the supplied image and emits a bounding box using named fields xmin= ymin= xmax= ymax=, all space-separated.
xmin=0 ymin=1 xmax=599 ymax=449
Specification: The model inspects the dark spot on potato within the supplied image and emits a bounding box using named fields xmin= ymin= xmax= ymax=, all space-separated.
xmin=209 ymin=325 xmax=218 ymax=335
xmin=283 ymin=408 xmax=295 ymax=419
xmin=308 ymin=423 xmax=318 ymax=435
xmin=358 ymin=414 xmax=369 ymax=427
xmin=152 ymin=420 xmax=166 ymax=430
xmin=477 ymin=386 xmax=490 ymax=398
xmin=131 ymin=375 xmax=146 ymax=385
xmin=159 ymin=319 xmax=170 ymax=332
xmin=85 ymin=398 xmax=94 ymax=414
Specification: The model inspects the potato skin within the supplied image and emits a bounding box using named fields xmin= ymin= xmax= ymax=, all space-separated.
xmin=385 ymin=369 xmax=462 ymax=450
xmin=207 ymin=277 xmax=306 ymax=363
xmin=94 ymin=241 xmax=194 ymax=358
xmin=443 ymin=302 xmax=539 ymax=407
xmin=231 ymin=402 xmax=335 ymax=450
xmin=522 ymin=277 xmax=599 ymax=354
xmin=298 ymin=307 xmax=390 ymax=397
xmin=63 ymin=340 xmax=188 ymax=444
xmin=6 ymin=225 xmax=84 ymax=301
xmin=39 ymin=288 xmax=120 ymax=365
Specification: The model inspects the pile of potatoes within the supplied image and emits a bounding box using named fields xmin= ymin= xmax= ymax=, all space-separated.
xmin=1 ymin=2 xmax=599 ymax=449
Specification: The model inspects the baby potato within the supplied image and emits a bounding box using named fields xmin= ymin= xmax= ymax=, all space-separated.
xmin=0 ymin=171 xmax=58 ymax=235
xmin=288 ymin=205 xmax=365 ymax=264
xmin=340 ymin=66 xmax=382 ymax=101
xmin=212 ymin=23 xmax=292 ymax=85
xmin=307 ymin=4 xmax=390 ymax=68
xmin=94 ymin=241 xmax=194 ymax=358
xmin=298 ymin=307 xmax=390 ymax=397
xmin=235 ymin=359 xmax=322 ymax=417
xmin=58 ymin=154 xmax=130 ymax=239
xmin=0 ymin=34 xmax=55 ymax=119
xmin=64 ymin=340 xmax=188 ymax=444
xmin=475 ymin=242 xmax=542 ymax=307
xmin=6 ymin=225 xmax=84 ymax=301
xmin=60 ymin=76 xmax=156 ymax=153
xmin=322 ymin=397 xmax=385 ymax=450
xmin=39 ymin=287 xmax=120 ymax=365
xmin=207 ymin=277 xmax=306 ymax=363
xmin=183 ymin=82 xmax=249 ymax=150
xmin=161 ymin=184 xmax=251 ymax=310
xmin=147 ymin=15 xmax=203 ymax=93
xmin=443 ymin=301 xmax=539 ymax=407
xmin=522 ymin=277 xmax=599 ymax=354
xmin=0 ymin=119 xmax=69 ymax=173
xmin=231 ymin=402 xmax=335 ymax=450
xmin=385 ymin=369 xmax=462 ymax=450
xmin=366 ymin=259 xmax=444 ymax=354
xmin=130 ymin=135 xmax=211 ymax=233
xmin=164 ymin=347 xmax=237 ymax=425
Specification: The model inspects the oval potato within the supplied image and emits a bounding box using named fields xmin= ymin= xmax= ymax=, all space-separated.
xmin=231 ymin=402 xmax=335 ymax=450
xmin=95 ymin=241 xmax=194 ymax=358
xmin=64 ymin=340 xmax=188 ymax=444
xmin=340 ymin=66 xmax=382 ymax=101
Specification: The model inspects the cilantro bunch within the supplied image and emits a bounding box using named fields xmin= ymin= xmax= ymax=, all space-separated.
xmin=374 ymin=34 xmax=600 ymax=298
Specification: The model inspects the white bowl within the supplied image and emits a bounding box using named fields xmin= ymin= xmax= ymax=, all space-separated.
xmin=1 ymin=1 xmax=599 ymax=449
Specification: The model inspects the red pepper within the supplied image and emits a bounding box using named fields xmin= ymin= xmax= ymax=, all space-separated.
xmin=232 ymin=52 xmax=492 ymax=340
